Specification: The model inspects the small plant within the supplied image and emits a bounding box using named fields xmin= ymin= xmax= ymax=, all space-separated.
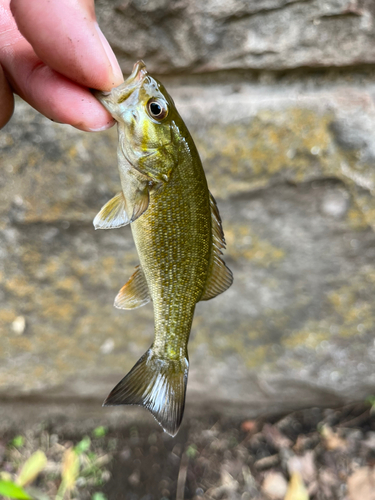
xmin=92 ymin=427 xmax=108 ymax=439
xmin=185 ymin=444 xmax=198 ymax=459
xmin=0 ymin=432 xmax=111 ymax=500
xmin=365 ymin=395 xmax=375 ymax=414
xmin=11 ymin=436 xmax=25 ymax=449
xmin=92 ymin=494 xmax=107 ymax=500
xmin=0 ymin=449 xmax=47 ymax=499
xmin=0 ymin=480 xmax=33 ymax=500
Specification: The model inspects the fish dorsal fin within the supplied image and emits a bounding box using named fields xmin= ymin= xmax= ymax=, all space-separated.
xmin=93 ymin=192 xmax=130 ymax=230
xmin=200 ymin=193 xmax=233 ymax=301
xmin=114 ymin=265 xmax=151 ymax=309
xmin=210 ymin=192 xmax=226 ymax=250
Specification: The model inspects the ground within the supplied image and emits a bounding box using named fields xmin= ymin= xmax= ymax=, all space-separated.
xmin=1 ymin=403 xmax=375 ymax=500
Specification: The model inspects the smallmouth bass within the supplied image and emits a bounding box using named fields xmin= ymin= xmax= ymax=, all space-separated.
xmin=94 ymin=61 xmax=233 ymax=436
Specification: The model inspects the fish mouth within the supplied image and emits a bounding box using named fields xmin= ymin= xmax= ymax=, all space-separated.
xmin=124 ymin=60 xmax=148 ymax=88
xmin=94 ymin=60 xmax=148 ymax=110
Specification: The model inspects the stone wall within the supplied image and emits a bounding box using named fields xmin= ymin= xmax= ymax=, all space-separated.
xmin=1 ymin=0 xmax=375 ymax=424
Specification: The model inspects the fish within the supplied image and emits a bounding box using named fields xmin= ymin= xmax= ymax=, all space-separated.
xmin=93 ymin=61 xmax=233 ymax=437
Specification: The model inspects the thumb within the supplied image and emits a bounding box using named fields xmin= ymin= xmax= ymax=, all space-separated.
xmin=10 ymin=0 xmax=123 ymax=91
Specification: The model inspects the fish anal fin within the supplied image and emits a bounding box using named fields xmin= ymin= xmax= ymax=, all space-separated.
xmin=103 ymin=347 xmax=189 ymax=437
xmin=200 ymin=192 xmax=233 ymax=301
xmin=114 ymin=265 xmax=151 ymax=310
xmin=93 ymin=192 xmax=130 ymax=230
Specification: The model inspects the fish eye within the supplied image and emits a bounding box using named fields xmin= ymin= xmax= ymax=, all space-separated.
xmin=147 ymin=99 xmax=168 ymax=120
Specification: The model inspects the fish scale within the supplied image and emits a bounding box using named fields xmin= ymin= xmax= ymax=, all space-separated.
xmin=134 ymin=172 xmax=210 ymax=358
xmin=93 ymin=60 xmax=232 ymax=436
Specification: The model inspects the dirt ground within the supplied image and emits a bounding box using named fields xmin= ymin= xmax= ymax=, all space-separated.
xmin=1 ymin=403 xmax=375 ymax=500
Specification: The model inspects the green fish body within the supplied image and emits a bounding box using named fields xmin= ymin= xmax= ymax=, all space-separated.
xmin=94 ymin=61 xmax=232 ymax=436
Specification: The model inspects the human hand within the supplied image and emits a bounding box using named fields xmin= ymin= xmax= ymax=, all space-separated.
xmin=0 ymin=0 xmax=124 ymax=131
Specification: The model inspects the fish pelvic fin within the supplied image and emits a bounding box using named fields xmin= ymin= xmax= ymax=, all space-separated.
xmin=103 ymin=347 xmax=189 ymax=437
xmin=114 ymin=265 xmax=151 ymax=310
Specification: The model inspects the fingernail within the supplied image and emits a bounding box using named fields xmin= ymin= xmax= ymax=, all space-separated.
xmin=88 ymin=119 xmax=116 ymax=132
xmin=95 ymin=23 xmax=124 ymax=87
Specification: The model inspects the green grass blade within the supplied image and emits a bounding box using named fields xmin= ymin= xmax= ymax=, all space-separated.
xmin=0 ymin=480 xmax=33 ymax=500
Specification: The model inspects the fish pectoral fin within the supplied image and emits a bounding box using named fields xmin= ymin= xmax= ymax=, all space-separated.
xmin=114 ymin=265 xmax=151 ymax=309
xmin=93 ymin=192 xmax=130 ymax=230
xmin=200 ymin=192 xmax=233 ymax=301
xmin=130 ymin=187 xmax=150 ymax=223
xmin=103 ymin=347 xmax=189 ymax=437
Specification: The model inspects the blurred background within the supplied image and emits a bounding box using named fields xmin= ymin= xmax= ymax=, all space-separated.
xmin=1 ymin=0 xmax=375 ymax=498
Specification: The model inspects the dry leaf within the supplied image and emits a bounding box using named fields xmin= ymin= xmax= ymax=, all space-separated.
xmin=241 ymin=420 xmax=257 ymax=433
xmin=262 ymin=471 xmax=287 ymax=499
xmin=263 ymin=424 xmax=293 ymax=450
xmin=319 ymin=469 xmax=340 ymax=498
xmin=347 ymin=467 xmax=375 ymax=500
xmin=17 ymin=450 xmax=47 ymax=487
xmin=288 ymin=451 xmax=316 ymax=485
xmin=321 ymin=425 xmax=347 ymax=451
xmin=284 ymin=471 xmax=309 ymax=500
xmin=62 ymin=448 xmax=79 ymax=489
xmin=254 ymin=454 xmax=280 ymax=470
xmin=56 ymin=447 xmax=79 ymax=499
xmin=220 ymin=468 xmax=237 ymax=489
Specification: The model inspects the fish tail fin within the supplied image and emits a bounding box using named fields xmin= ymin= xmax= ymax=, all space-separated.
xmin=103 ymin=347 xmax=189 ymax=437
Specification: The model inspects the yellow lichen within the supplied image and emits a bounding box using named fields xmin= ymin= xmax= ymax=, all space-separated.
xmin=225 ymin=223 xmax=285 ymax=266
xmin=41 ymin=298 xmax=76 ymax=321
xmin=8 ymin=337 xmax=32 ymax=352
xmin=5 ymin=276 xmax=36 ymax=298
xmin=283 ymin=329 xmax=329 ymax=350
xmin=244 ymin=345 xmax=269 ymax=369
xmin=0 ymin=308 xmax=17 ymax=323
xmin=55 ymin=276 xmax=81 ymax=293
xmin=327 ymin=279 xmax=375 ymax=337
xmin=68 ymin=146 xmax=77 ymax=158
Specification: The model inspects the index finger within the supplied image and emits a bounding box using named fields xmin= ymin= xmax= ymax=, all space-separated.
xmin=10 ymin=0 xmax=123 ymax=92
